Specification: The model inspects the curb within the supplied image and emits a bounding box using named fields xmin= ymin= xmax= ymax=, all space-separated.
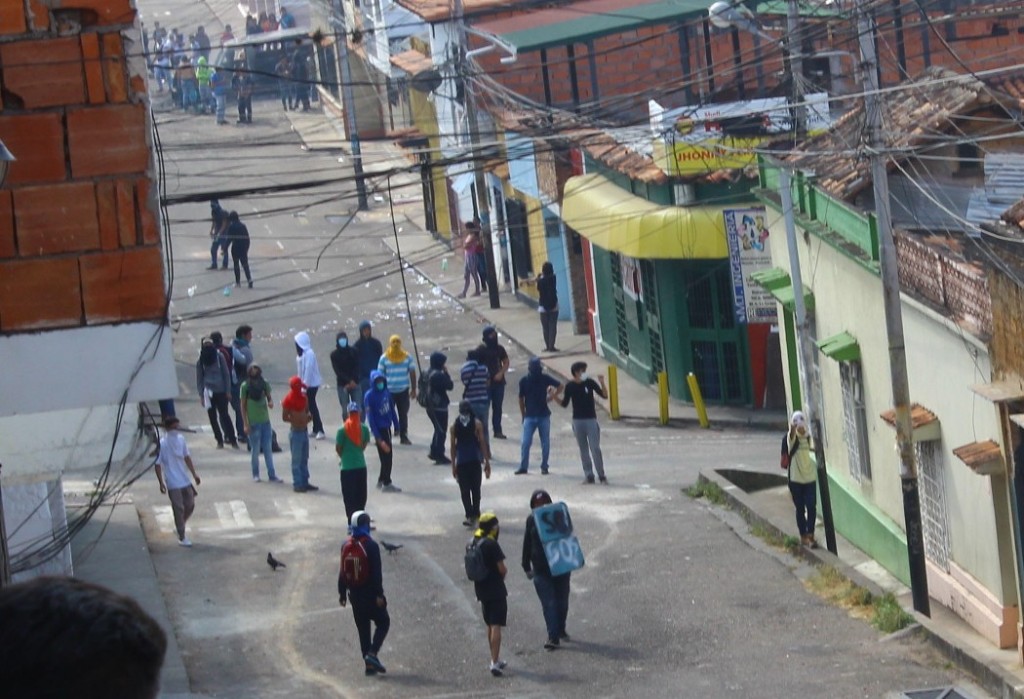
xmin=697 ymin=468 xmax=1024 ymax=699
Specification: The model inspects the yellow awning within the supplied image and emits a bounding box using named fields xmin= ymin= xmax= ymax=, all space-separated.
xmin=562 ymin=174 xmax=729 ymax=259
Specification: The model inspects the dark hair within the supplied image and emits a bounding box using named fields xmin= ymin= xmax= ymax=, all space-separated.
xmin=235 ymin=324 xmax=252 ymax=338
xmin=542 ymin=261 xmax=554 ymax=276
xmin=467 ymin=348 xmax=482 ymax=362
xmin=209 ymin=331 xmax=223 ymax=345
xmin=0 ymin=577 xmax=167 ymax=699
xmin=570 ymin=362 xmax=587 ymax=377
xmin=228 ymin=211 xmax=240 ymax=223
xmin=530 ymin=489 xmax=552 ymax=509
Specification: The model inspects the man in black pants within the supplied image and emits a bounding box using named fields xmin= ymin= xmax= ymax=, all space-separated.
xmin=338 ymin=510 xmax=390 ymax=676
xmin=225 ymin=211 xmax=252 ymax=288
xmin=478 ymin=326 xmax=510 ymax=439
xmin=450 ymin=400 xmax=491 ymax=527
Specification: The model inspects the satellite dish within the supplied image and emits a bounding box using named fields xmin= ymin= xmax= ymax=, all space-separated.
xmin=411 ymin=69 xmax=442 ymax=94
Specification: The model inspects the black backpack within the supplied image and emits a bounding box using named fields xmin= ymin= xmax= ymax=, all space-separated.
xmin=417 ymin=369 xmax=434 ymax=409
xmin=464 ymin=538 xmax=488 ymax=581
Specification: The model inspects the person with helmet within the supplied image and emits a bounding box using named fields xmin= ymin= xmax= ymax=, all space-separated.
xmin=521 ymin=489 xmax=571 ymax=650
xmin=472 ymin=513 xmax=508 ymax=677
xmin=338 ymin=510 xmax=390 ymax=676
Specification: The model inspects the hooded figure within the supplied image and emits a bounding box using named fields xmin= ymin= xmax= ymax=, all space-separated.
xmin=477 ymin=325 xmax=510 ymax=439
xmin=377 ymin=334 xmax=416 ymax=443
xmin=450 ymin=399 xmax=490 ymax=525
xmin=281 ymin=376 xmax=316 ymax=492
xmin=362 ymin=371 xmax=401 ymax=492
xmin=338 ymin=509 xmax=390 ymax=675
xmin=294 ymin=331 xmax=325 ymax=438
xmin=337 ymin=401 xmax=371 ymax=517
xmin=331 ymin=330 xmax=361 ymax=419
xmin=281 ymin=376 xmax=307 ymax=412
xmin=196 ymin=338 xmax=238 ymax=448
xmin=355 ymin=320 xmax=383 ymax=386
xmin=516 ymin=357 xmax=562 ymax=475
xmin=426 ymin=351 xmax=455 ymax=463
xmin=787 ymin=410 xmax=818 ymax=548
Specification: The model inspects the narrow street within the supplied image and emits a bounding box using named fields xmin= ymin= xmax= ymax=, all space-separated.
xmin=128 ymin=1 xmax=991 ymax=697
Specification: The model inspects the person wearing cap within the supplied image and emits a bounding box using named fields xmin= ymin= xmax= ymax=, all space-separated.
xmin=450 ymin=400 xmax=491 ymax=527
xmin=521 ymin=489 xmax=571 ymax=650
xmin=154 ymin=417 xmax=201 ymax=548
xmin=337 ymin=401 xmax=372 ymax=519
xmin=472 ymin=513 xmax=508 ymax=677
xmin=787 ymin=410 xmax=818 ymax=548
xmin=338 ymin=510 xmax=390 ymax=676
xmin=478 ymin=326 xmax=510 ymax=440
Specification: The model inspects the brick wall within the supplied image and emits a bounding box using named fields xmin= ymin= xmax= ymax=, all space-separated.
xmin=0 ymin=0 xmax=166 ymax=332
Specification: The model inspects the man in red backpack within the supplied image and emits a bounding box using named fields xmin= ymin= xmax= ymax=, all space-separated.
xmin=338 ymin=510 xmax=390 ymax=675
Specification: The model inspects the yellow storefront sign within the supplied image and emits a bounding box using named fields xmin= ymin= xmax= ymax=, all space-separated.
xmin=654 ymin=137 xmax=764 ymax=176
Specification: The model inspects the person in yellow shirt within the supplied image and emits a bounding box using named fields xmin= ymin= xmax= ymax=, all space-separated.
xmin=786 ymin=411 xmax=818 ymax=548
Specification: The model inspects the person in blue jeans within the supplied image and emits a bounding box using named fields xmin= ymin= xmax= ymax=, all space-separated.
xmin=521 ymin=489 xmax=571 ymax=650
xmin=240 ymin=365 xmax=281 ymax=483
xmin=515 ymin=357 xmax=562 ymax=475
xmin=282 ymin=376 xmax=319 ymax=493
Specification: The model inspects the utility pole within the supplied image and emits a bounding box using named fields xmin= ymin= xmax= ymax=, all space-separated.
xmin=778 ymin=168 xmax=837 ymax=553
xmin=785 ymin=0 xmax=806 ymax=136
xmin=857 ymin=3 xmax=930 ymax=614
xmin=453 ymin=0 xmax=500 ymax=309
xmin=332 ymin=0 xmax=368 ymax=211
xmin=0 ymin=464 xmax=10 ymax=586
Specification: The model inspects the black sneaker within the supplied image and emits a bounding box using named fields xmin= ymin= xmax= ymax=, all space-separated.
xmin=305 ymin=483 xmax=319 ymax=491
xmin=400 ymin=436 xmax=412 ymax=445
xmin=364 ymin=665 xmax=377 ymax=676
xmin=559 ymin=631 xmax=571 ymax=641
xmin=462 ymin=519 xmax=474 ymax=527
xmin=489 ymin=662 xmax=503 ymax=677
xmin=544 ymin=639 xmax=559 ymax=650
xmin=364 ymin=653 xmax=386 ymax=674
xmin=493 ymin=432 xmax=507 ymax=440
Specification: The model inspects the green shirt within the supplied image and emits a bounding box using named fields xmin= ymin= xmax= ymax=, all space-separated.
xmin=337 ymin=424 xmax=370 ymax=471
xmin=241 ymin=380 xmax=272 ymax=425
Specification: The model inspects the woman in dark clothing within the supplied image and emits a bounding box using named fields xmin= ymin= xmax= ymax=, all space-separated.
xmin=426 ymin=351 xmax=455 ymax=464
xmin=534 ymin=261 xmax=559 ymax=352
xmin=225 ymin=211 xmax=252 ymax=288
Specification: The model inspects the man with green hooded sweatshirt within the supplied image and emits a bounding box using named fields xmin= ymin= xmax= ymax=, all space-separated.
xmin=195 ymin=56 xmax=212 ymax=113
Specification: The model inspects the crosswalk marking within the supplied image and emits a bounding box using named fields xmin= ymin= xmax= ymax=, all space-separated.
xmin=215 ymin=500 xmax=255 ymax=529
xmin=274 ymin=498 xmax=310 ymax=525
xmin=154 ymin=505 xmax=175 ymax=533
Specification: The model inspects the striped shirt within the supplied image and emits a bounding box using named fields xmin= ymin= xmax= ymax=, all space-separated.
xmin=378 ymin=355 xmax=414 ymax=393
xmin=460 ymin=360 xmax=490 ymax=403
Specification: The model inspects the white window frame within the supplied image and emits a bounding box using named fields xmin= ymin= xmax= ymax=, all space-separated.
xmin=839 ymin=359 xmax=871 ymax=482
xmin=915 ymin=440 xmax=951 ymax=572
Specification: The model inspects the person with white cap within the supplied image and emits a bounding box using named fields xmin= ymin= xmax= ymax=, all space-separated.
xmin=786 ymin=410 xmax=818 ymax=548
xmin=338 ymin=510 xmax=390 ymax=676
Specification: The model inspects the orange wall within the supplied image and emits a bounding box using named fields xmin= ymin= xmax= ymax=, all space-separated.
xmin=0 ymin=0 xmax=166 ymax=332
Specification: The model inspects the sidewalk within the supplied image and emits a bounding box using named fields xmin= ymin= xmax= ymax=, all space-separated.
xmin=283 ymin=105 xmax=1024 ymax=698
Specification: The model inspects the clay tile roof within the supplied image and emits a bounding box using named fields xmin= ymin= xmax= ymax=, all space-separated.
xmin=394 ymin=0 xmax=510 ymax=23
xmin=786 ymin=67 xmax=1016 ymax=202
xmin=879 ymin=403 xmax=939 ymax=429
xmin=390 ymin=49 xmax=433 ymax=75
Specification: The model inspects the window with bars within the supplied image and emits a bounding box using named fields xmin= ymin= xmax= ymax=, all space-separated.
xmin=915 ymin=440 xmax=951 ymax=572
xmin=840 ymin=360 xmax=871 ymax=482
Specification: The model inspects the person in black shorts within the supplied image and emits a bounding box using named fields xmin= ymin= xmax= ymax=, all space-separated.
xmin=473 ymin=513 xmax=508 ymax=676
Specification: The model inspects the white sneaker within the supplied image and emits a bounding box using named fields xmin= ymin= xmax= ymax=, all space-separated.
xmin=253 ymin=476 xmax=261 ymax=482
xmin=314 ymin=431 xmax=326 ymax=440
xmin=178 ymin=537 xmax=193 ymax=547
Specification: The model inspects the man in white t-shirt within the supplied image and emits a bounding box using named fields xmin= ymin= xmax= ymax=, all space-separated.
xmin=155 ymin=416 xmax=202 ymax=547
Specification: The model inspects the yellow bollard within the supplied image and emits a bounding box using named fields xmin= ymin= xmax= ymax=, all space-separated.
xmin=607 ymin=365 xmax=620 ymax=420
xmin=657 ymin=371 xmax=669 ymax=425
xmin=687 ymin=372 xmax=710 ymax=428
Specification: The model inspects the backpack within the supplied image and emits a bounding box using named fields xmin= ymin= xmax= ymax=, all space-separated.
xmin=245 ymin=378 xmax=265 ymax=403
xmin=416 ymin=369 xmax=434 ymax=409
xmin=340 ymin=536 xmax=370 ymax=588
xmin=464 ymin=537 xmax=489 ymax=582
xmin=780 ymin=433 xmax=799 ymax=470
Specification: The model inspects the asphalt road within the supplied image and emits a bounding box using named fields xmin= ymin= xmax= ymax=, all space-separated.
xmin=132 ymin=2 xmax=986 ymax=696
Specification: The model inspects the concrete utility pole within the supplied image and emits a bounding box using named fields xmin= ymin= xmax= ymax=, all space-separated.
xmin=778 ymin=169 xmax=837 ymax=553
xmin=332 ymin=0 xmax=368 ymax=211
xmin=453 ymin=0 xmax=501 ymax=309
xmin=857 ymin=3 xmax=930 ymax=614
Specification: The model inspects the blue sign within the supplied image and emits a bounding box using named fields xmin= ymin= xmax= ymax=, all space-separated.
xmin=533 ymin=502 xmax=585 ymax=576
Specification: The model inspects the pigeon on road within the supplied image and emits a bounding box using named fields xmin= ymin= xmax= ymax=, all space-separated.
xmin=381 ymin=541 xmax=403 ymax=555
xmin=267 ymin=552 xmax=286 ymax=571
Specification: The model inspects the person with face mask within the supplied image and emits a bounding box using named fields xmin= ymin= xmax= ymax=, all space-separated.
xmin=377 ymin=335 xmax=416 ymax=445
xmin=282 ymin=376 xmax=317 ymax=493
xmin=521 ymin=489 xmax=571 ymax=650
xmin=240 ymin=364 xmax=281 ymax=483
xmin=559 ymin=361 xmax=608 ymax=484
xmin=355 ymin=320 xmax=383 ymax=400
xmin=786 ymin=411 xmax=818 ymax=548
xmin=363 ymin=370 xmax=401 ymax=492
xmin=331 ymin=330 xmax=360 ymax=419
xmin=336 ymin=403 xmax=371 ymax=518
xmin=477 ymin=326 xmax=510 ymax=439
xmin=450 ymin=400 xmax=491 ymax=527
xmin=515 ymin=358 xmax=562 ymax=475
xmin=294 ymin=331 xmax=325 ymax=439
xmin=471 ymin=513 xmax=508 ymax=677
xmin=196 ymin=338 xmax=238 ymax=449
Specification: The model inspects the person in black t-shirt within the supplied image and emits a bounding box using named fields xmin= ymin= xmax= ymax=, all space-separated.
xmin=472 ymin=513 xmax=508 ymax=677
xmin=478 ymin=325 xmax=510 ymax=439
xmin=450 ymin=400 xmax=491 ymax=526
xmin=559 ymin=362 xmax=608 ymax=484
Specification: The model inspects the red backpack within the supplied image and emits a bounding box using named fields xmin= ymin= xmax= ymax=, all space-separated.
xmin=340 ymin=536 xmax=370 ymax=587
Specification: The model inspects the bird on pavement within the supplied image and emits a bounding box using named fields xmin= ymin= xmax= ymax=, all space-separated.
xmin=381 ymin=541 xmax=403 ymax=555
xmin=267 ymin=552 xmax=286 ymax=571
